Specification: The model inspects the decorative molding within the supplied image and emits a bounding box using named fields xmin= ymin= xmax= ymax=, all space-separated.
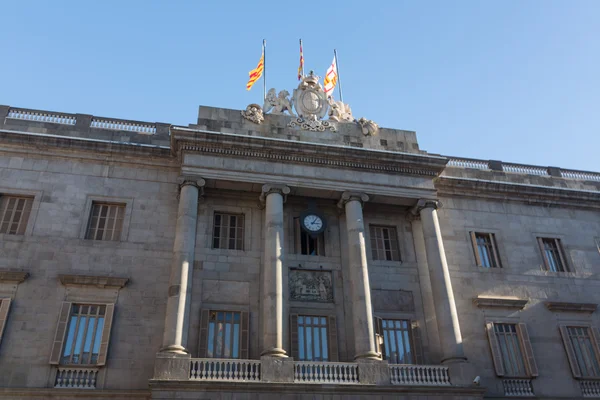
xmin=259 ymin=184 xmax=291 ymax=206
xmin=241 ymin=104 xmax=264 ymax=124
xmin=472 ymin=297 xmax=528 ymax=310
xmin=0 ymin=271 xmax=29 ymax=284
xmin=545 ymin=301 xmax=597 ymax=313
xmin=409 ymin=199 xmax=442 ymax=216
xmin=337 ymin=191 xmax=369 ymax=209
xmin=59 ymin=274 xmax=129 ymax=289
xmin=288 ymin=117 xmax=336 ymax=132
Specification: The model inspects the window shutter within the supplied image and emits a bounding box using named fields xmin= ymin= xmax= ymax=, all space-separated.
xmin=517 ymin=323 xmax=538 ymax=377
xmin=589 ymin=327 xmax=600 ymax=367
xmin=0 ymin=298 xmax=12 ymax=346
xmin=375 ymin=317 xmax=385 ymax=358
xmin=328 ymin=315 xmax=339 ymax=362
xmin=96 ymin=303 xmax=114 ymax=366
xmin=411 ymin=320 xmax=424 ymax=365
xmin=486 ymin=322 xmax=505 ymax=376
xmin=537 ymin=238 xmax=551 ymax=271
xmin=470 ymin=232 xmax=482 ymax=267
xmin=559 ymin=325 xmax=582 ymax=378
xmin=49 ymin=302 xmax=72 ymax=365
xmin=290 ymin=314 xmax=299 ymax=360
xmin=556 ymin=239 xmax=569 ymax=272
xmin=198 ymin=309 xmax=209 ymax=358
xmin=490 ymin=234 xmax=502 ymax=268
xmin=240 ymin=311 xmax=249 ymax=359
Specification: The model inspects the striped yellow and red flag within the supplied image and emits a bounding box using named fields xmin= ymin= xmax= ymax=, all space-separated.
xmin=246 ymin=51 xmax=264 ymax=91
xmin=298 ymin=40 xmax=304 ymax=80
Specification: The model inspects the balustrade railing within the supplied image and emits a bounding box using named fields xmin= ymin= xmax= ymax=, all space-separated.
xmin=7 ymin=109 xmax=76 ymax=125
xmin=190 ymin=358 xmax=261 ymax=382
xmin=503 ymin=378 xmax=535 ymax=397
xmin=581 ymin=380 xmax=600 ymax=397
xmin=389 ymin=364 xmax=451 ymax=386
xmin=54 ymin=366 xmax=98 ymax=388
xmin=294 ymin=361 xmax=359 ymax=384
xmin=447 ymin=157 xmax=489 ymax=170
xmin=91 ymin=118 xmax=156 ymax=134
xmin=562 ymin=169 xmax=600 ymax=182
xmin=502 ymin=163 xmax=549 ymax=176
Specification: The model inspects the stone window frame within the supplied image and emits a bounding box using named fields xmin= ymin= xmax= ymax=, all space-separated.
xmin=558 ymin=322 xmax=600 ymax=380
xmin=197 ymin=308 xmax=250 ymax=360
xmin=532 ymin=233 xmax=571 ymax=273
xmin=374 ymin=314 xmax=423 ymax=365
xmin=289 ymin=311 xmax=339 ymax=362
xmin=365 ymin=217 xmax=406 ymax=266
xmin=285 ymin=207 xmax=335 ymax=262
xmin=0 ymin=187 xmax=42 ymax=237
xmin=49 ymin=274 xmax=127 ymax=389
xmin=484 ymin=318 xmax=539 ymax=379
xmin=78 ymin=195 xmax=133 ymax=242
xmin=292 ymin=216 xmax=326 ymax=256
xmin=204 ymin=204 xmax=253 ymax=254
xmin=469 ymin=231 xmax=502 ymax=268
xmin=0 ymin=271 xmax=29 ymax=350
xmin=464 ymin=227 xmax=509 ymax=272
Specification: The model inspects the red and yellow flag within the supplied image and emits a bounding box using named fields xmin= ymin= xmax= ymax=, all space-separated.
xmin=298 ymin=40 xmax=304 ymax=80
xmin=323 ymin=56 xmax=337 ymax=96
xmin=246 ymin=52 xmax=264 ymax=91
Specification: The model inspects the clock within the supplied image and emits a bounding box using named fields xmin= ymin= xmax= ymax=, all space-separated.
xmin=300 ymin=210 xmax=326 ymax=236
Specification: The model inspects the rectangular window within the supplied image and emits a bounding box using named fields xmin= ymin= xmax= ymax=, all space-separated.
xmin=296 ymin=315 xmax=329 ymax=361
xmin=381 ymin=319 xmax=413 ymax=364
xmin=470 ymin=232 xmax=502 ymax=268
xmin=206 ymin=311 xmax=243 ymax=359
xmin=537 ymin=237 xmax=568 ymax=272
xmin=370 ymin=225 xmax=400 ymax=261
xmin=567 ymin=326 xmax=600 ymax=378
xmin=0 ymin=195 xmax=33 ymax=235
xmin=61 ymin=304 xmax=106 ymax=365
xmin=293 ymin=217 xmax=325 ymax=256
xmin=212 ymin=213 xmax=244 ymax=250
xmin=493 ymin=323 xmax=527 ymax=377
xmin=85 ymin=202 xmax=125 ymax=241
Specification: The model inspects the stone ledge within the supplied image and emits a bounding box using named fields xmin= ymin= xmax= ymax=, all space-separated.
xmin=0 ymin=388 xmax=149 ymax=399
xmin=59 ymin=274 xmax=129 ymax=289
xmin=545 ymin=301 xmax=597 ymax=313
xmin=0 ymin=271 xmax=29 ymax=284
xmin=472 ymin=297 xmax=528 ymax=310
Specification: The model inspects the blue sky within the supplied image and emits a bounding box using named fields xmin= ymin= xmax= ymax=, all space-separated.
xmin=1 ymin=1 xmax=598 ymax=171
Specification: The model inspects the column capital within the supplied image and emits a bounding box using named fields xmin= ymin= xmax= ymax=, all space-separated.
xmin=259 ymin=184 xmax=290 ymax=205
xmin=409 ymin=199 xmax=442 ymax=215
xmin=177 ymin=176 xmax=205 ymax=199
xmin=337 ymin=191 xmax=370 ymax=209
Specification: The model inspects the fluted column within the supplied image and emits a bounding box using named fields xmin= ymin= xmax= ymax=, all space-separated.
xmin=260 ymin=184 xmax=290 ymax=357
xmin=338 ymin=192 xmax=380 ymax=360
xmin=160 ymin=176 xmax=205 ymax=354
xmin=412 ymin=199 xmax=466 ymax=363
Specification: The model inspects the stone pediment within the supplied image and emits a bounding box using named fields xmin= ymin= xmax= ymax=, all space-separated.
xmin=545 ymin=301 xmax=597 ymax=313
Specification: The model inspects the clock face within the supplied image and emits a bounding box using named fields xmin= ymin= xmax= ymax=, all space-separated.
xmin=303 ymin=214 xmax=323 ymax=232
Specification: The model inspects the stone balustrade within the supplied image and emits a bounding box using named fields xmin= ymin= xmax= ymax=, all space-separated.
xmin=447 ymin=156 xmax=600 ymax=182
xmin=502 ymin=378 xmax=535 ymax=397
xmin=389 ymin=364 xmax=451 ymax=386
xmin=190 ymin=359 xmax=261 ymax=382
xmin=90 ymin=117 xmax=156 ymax=134
xmin=54 ymin=366 xmax=99 ymax=389
xmin=581 ymin=380 xmax=600 ymax=398
xmin=7 ymin=108 xmax=76 ymax=125
xmin=293 ymin=361 xmax=359 ymax=384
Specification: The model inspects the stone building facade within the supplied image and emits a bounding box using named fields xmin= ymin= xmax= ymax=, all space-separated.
xmin=0 ymin=102 xmax=598 ymax=399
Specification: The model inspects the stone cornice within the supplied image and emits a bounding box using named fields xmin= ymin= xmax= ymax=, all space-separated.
xmin=545 ymin=301 xmax=597 ymax=313
xmin=0 ymin=271 xmax=30 ymax=284
xmin=436 ymin=176 xmax=600 ymax=209
xmin=59 ymin=274 xmax=129 ymax=289
xmin=473 ymin=297 xmax=528 ymax=310
xmin=170 ymin=127 xmax=448 ymax=178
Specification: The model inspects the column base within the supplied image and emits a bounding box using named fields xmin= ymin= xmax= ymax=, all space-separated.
xmin=153 ymin=351 xmax=191 ymax=380
xmin=356 ymin=359 xmax=391 ymax=385
xmin=354 ymin=350 xmax=382 ymax=361
xmin=158 ymin=344 xmax=189 ymax=355
xmin=260 ymin=356 xmax=295 ymax=383
xmin=260 ymin=347 xmax=288 ymax=358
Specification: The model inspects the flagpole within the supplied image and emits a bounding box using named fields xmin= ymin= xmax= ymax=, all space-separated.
xmin=263 ymin=39 xmax=267 ymax=102
xmin=334 ymin=49 xmax=343 ymax=103
xmin=300 ymin=39 xmax=305 ymax=77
